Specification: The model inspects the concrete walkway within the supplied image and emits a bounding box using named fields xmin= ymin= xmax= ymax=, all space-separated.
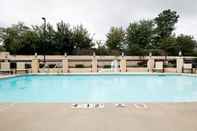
xmin=0 ymin=103 xmax=197 ymax=131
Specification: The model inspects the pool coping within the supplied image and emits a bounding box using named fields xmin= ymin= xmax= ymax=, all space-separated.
xmin=1 ymin=72 xmax=197 ymax=78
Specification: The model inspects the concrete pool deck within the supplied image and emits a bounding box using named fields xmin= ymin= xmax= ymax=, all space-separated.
xmin=0 ymin=103 xmax=197 ymax=131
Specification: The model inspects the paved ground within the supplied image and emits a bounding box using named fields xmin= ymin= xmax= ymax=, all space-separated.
xmin=0 ymin=103 xmax=197 ymax=131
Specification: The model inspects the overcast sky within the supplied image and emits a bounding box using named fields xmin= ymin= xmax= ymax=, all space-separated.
xmin=1 ymin=0 xmax=197 ymax=40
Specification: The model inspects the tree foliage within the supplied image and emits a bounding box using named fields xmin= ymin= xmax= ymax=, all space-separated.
xmin=95 ymin=40 xmax=109 ymax=55
xmin=154 ymin=9 xmax=179 ymax=39
xmin=0 ymin=23 xmax=31 ymax=54
xmin=106 ymin=27 xmax=125 ymax=51
xmin=159 ymin=36 xmax=177 ymax=56
xmin=176 ymin=34 xmax=197 ymax=56
xmin=0 ymin=9 xmax=197 ymax=56
xmin=0 ymin=22 xmax=93 ymax=55
xmin=72 ymin=25 xmax=93 ymax=50
xmin=125 ymin=20 xmax=154 ymax=55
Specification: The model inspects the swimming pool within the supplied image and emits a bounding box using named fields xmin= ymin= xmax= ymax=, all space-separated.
xmin=0 ymin=74 xmax=197 ymax=103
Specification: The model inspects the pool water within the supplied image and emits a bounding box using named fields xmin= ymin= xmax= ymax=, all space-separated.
xmin=0 ymin=74 xmax=197 ymax=103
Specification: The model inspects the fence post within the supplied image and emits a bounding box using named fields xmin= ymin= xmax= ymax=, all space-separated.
xmin=32 ymin=53 xmax=39 ymax=73
xmin=147 ymin=53 xmax=155 ymax=72
xmin=176 ymin=56 xmax=183 ymax=73
xmin=62 ymin=53 xmax=69 ymax=73
xmin=120 ymin=53 xmax=127 ymax=72
xmin=92 ymin=52 xmax=97 ymax=72
xmin=0 ymin=61 xmax=10 ymax=71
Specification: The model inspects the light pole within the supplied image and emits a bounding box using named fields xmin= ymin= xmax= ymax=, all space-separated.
xmin=42 ymin=17 xmax=46 ymax=64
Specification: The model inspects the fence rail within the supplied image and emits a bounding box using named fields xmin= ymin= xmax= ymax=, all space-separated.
xmin=0 ymin=52 xmax=197 ymax=74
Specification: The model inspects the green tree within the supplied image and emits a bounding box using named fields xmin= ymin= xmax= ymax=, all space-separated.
xmin=72 ymin=25 xmax=93 ymax=50
xmin=31 ymin=23 xmax=57 ymax=54
xmin=157 ymin=34 xmax=197 ymax=56
xmin=126 ymin=20 xmax=154 ymax=55
xmin=54 ymin=21 xmax=73 ymax=54
xmin=19 ymin=30 xmax=41 ymax=54
xmin=106 ymin=27 xmax=125 ymax=51
xmin=152 ymin=9 xmax=179 ymax=55
xmin=154 ymin=9 xmax=179 ymax=39
xmin=0 ymin=22 xmax=30 ymax=54
xmin=1 ymin=16 xmax=197 ymax=56
xmin=159 ymin=36 xmax=177 ymax=56
xmin=176 ymin=34 xmax=197 ymax=56
xmin=0 ymin=22 xmax=94 ymax=55
xmin=95 ymin=40 xmax=109 ymax=55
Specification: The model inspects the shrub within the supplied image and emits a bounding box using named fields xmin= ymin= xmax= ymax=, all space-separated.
xmin=48 ymin=64 xmax=56 ymax=68
xmin=103 ymin=65 xmax=111 ymax=68
xmin=75 ymin=64 xmax=85 ymax=68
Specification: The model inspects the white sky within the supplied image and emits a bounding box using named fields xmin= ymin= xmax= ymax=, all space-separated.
xmin=1 ymin=0 xmax=197 ymax=40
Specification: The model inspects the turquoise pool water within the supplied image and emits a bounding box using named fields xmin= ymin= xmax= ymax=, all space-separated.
xmin=0 ymin=74 xmax=197 ymax=103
